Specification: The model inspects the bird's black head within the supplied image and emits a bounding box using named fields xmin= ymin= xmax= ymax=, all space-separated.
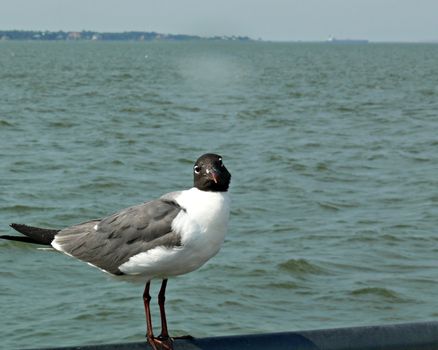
xmin=193 ymin=153 xmax=231 ymax=192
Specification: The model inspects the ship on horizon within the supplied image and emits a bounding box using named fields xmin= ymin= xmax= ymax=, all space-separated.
xmin=327 ymin=36 xmax=369 ymax=44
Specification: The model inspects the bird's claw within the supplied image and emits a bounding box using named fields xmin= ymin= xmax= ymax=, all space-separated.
xmin=147 ymin=335 xmax=174 ymax=350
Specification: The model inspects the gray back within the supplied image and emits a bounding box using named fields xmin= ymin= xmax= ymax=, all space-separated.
xmin=54 ymin=196 xmax=183 ymax=275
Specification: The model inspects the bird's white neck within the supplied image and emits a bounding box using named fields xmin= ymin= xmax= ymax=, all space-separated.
xmin=172 ymin=187 xmax=230 ymax=248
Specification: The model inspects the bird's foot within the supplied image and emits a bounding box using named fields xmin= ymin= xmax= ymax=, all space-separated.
xmin=147 ymin=334 xmax=174 ymax=350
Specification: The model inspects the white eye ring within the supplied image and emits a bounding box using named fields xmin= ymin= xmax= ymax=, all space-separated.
xmin=194 ymin=165 xmax=201 ymax=174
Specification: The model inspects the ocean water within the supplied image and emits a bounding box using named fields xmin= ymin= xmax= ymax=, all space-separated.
xmin=1 ymin=41 xmax=438 ymax=349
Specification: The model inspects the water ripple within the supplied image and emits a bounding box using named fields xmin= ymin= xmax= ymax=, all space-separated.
xmin=1 ymin=41 xmax=438 ymax=349
xmin=350 ymin=287 xmax=408 ymax=303
xmin=278 ymin=259 xmax=326 ymax=276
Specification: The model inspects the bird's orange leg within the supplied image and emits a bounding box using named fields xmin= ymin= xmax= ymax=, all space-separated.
xmin=143 ymin=280 xmax=173 ymax=350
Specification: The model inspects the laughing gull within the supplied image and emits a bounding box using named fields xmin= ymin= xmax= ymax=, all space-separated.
xmin=1 ymin=153 xmax=231 ymax=350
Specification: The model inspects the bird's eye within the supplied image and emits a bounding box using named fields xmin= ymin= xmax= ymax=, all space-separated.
xmin=194 ymin=165 xmax=201 ymax=174
xmin=218 ymin=157 xmax=223 ymax=167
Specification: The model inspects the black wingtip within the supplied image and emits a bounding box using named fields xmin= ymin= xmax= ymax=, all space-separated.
xmin=10 ymin=223 xmax=27 ymax=231
xmin=8 ymin=223 xmax=59 ymax=245
xmin=0 ymin=234 xmax=41 ymax=244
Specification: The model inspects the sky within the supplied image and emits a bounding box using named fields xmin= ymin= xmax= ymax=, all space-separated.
xmin=1 ymin=0 xmax=438 ymax=42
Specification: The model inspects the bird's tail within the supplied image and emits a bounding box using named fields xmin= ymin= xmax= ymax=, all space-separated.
xmin=0 ymin=224 xmax=60 ymax=245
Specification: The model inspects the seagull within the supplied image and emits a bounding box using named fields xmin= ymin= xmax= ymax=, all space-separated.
xmin=1 ymin=153 xmax=231 ymax=350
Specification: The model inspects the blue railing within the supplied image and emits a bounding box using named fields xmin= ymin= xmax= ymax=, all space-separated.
xmin=30 ymin=321 xmax=438 ymax=350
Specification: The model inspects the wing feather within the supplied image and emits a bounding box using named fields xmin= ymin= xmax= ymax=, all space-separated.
xmin=52 ymin=194 xmax=183 ymax=275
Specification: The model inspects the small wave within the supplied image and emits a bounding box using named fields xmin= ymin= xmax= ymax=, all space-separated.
xmin=48 ymin=120 xmax=76 ymax=128
xmin=318 ymin=200 xmax=359 ymax=211
xmin=0 ymin=204 xmax=44 ymax=213
xmin=288 ymin=91 xmax=305 ymax=98
xmin=237 ymin=108 xmax=272 ymax=119
xmin=336 ymin=106 xmax=356 ymax=113
xmin=246 ymin=268 xmax=269 ymax=277
xmin=110 ymin=72 xmax=134 ymax=81
xmin=177 ymin=157 xmax=195 ymax=165
xmin=220 ymin=300 xmax=244 ymax=307
xmin=272 ymin=225 xmax=298 ymax=234
xmin=350 ymin=287 xmax=406 ymax=302
xmin=0 ymin=271 xmax=15 ymax=278
xmin=176 ymin=105 xmax=201 ymax=113
xmin=316 ymin=162 xmax=330 ymax=171
xmin=78 ymin=180 xmax=122 ymax=190
xmin=111 ymin=159 xmax=125 ymax=166
xmin=270 ymin=281 xmax=300 ymax=290
xmin=0 ymin=119 xmax=13 ymax=127
xmin=347 ymin=232 xmax=403 ymax=243
xmin=278 ymin=258 xmax=325 ymax=275
xmin=380 ymin=233 xmax=403 ymax=242
xmin=73 ymin=312 xmax=95 ymax=321
xmin=317 ymin=201 xmax=340 ymax=211
xmin=419 ymin=89 xmax=436 ymax=96
xmin=302 ymin=142 xmax=321 ymax=148
xmin=119 ymin=107 xmax=144 ymax=113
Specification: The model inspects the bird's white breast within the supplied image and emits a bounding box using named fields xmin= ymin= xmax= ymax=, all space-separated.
xmin=173 ymin=187 xmax=230 ymax=254
xmin=118 ymin=188 xmax=230 ymax=278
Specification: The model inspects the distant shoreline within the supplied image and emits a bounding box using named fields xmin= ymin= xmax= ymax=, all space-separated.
xmin=1 ymin=30 xmax=437 ymax=44
xmin=0 ymin=30 xmax=252 ymax=42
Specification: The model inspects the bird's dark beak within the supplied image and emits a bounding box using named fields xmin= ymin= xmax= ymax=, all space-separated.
xmin=211 ymin=173 xmax=219 ymax=184
xmin=207 ymin=168 xmax=219 ymax=184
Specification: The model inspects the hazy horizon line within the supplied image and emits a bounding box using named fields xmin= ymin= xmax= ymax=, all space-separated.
xmin=1 ymin=28 xmax=438 ymax=44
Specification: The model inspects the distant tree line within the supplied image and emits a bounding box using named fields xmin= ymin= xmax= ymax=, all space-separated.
xmin=0 ymin=30 xmax=252 ymax=42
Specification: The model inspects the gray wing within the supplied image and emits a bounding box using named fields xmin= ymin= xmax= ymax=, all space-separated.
xmin=53 ymin=193 xmax=183 ymax=275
